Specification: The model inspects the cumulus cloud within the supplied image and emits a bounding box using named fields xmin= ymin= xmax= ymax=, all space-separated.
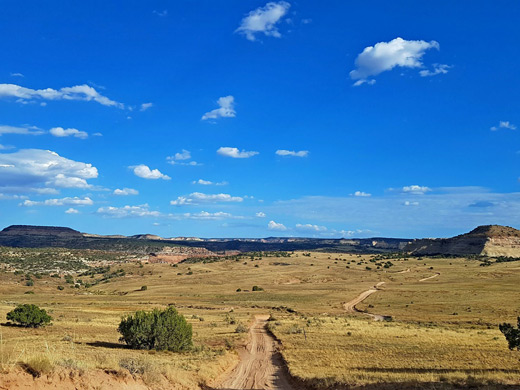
xmin=236 ymin=1 xmax=290 ymax=41
xmin=419 ymin=63 xmax=451 ymax=77
xmin=173 ymin=149 xmax=191 ymax=160
xmin=217 ymin=147 xmax=258 ymax=158
xmin=113 ymin=188 xmax=139 ymax=196
xmin=0 ymin=125 xmax=44 ymax=136
xmin=201 ymin=96 xmax=236 ymax=121
xmin=350 ymin=37 xmax=441 ymax=85
xmin=275 ymin=149 xmax=308 ymax=157
xmin=0 ymin=149 xmax=98 ymax=193
xmin=256 ymin=212 xmax=266 ymax=218
xmin=295 ymin=223 xmax=327 ymax=232
xmin=97 ymin=204 xmax=161 ymax=218
xmin=401 ymin=185 xmax=432 ymax=195
xmin=179 ymin=211 xmax=234 ymax=220
xmin=22 ymin=196 xmax=93 ymax=207
xmin=49 ymin=127 xmax=88 ymax=139
xmin=268 ymin=220 xmax=287 ymax=231
xmin=132 ymin=164 xmax=170 ymax=180
xmin=0 ymin=83 xmax=123 ymax=108
xmin=491 ymin=121 xmax=517 ymax=131
xmin=65 ymin=208 xmax=79 ymax=214
xmin=170 ymin=192 xmax=243 ymax=206
xmin=353 ymin=191 xmax=371 ymax=197
xmin=140 ymin=103 xmax=153 ymax=111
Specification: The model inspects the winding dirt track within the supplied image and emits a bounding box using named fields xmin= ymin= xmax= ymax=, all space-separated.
xmin=419 ymin=272 xmax=440 ymax=282
xmin=343 ymin=282 xmax=386 ymax=321
xmin=216 ymin=315 xmax=294 ymax=390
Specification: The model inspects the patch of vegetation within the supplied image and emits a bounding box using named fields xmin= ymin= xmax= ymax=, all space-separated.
xmin=118 ymin=306 xmax=192 ymax=351
xmin=6 ymin=304 xmax=52 ymax=328
xmin=499 ymin=316 xmax=520 ymax=350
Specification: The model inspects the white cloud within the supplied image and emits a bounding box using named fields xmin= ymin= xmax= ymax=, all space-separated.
xmin=275 ymin=149 xmax=308 ymax=157
xmin=217 ymin=147 xmax=259 ymax=158
xmin=295 ymin=223 xmax=327 ymax=232
xmin=256 ymin=211 xmax=266 ymax=218
xmin=192 ymin=179 xmax=228 ymax=186
xmin=65 ymin=208 xmax=79 ymax=214
xmin=170 ymin=192 xmax=243 ymax=206
xmin=0 ymin=144 xmax=14 ymax=150
xmin=402 ymin=185 xmax=432 ymax=195
xmin=22 ymin=196 xmax=93 ymax=207
xmin=0 ymin=83 xmax=123 ymax=108
xmin=350 ymin=37 xmax=440 ymax=85
xmin=491 ymin=121 xmax=517 ymax=131
xmin=153 ymin=10 xmax=168 ymax=17
xmin=201 ymin=96 xmax=236 ymax=121
xmin=236 ymin=1 xmax=290 ymax=41
xmin=132 ymin=164 xmax=170 ymax=180
xmin=268 ymin=220 xmax=287 ymax=231
xmin=0 ymin=125 xmax=44 ymax=136
xmin=179 ymin=211 xmax=234 ymax=220
xmin=0 ymin=149 xmax=98 ymax=193
xmin=49 ymin=127 xmax=88 ymax=139
xmin=113 ymin=187 xmax=139 ymax=196
xmin=10 ymin=73 xmax=24 ymax=77
xmin=353 ymin=191 xmax=371 ymax=197
xmin=404 ymin=201 xmax=419 ymax=206
xmin=140 ymin=102 xmax=153 ymax=111
xmin=173 ymin=149 xmax=191 ymax=161
xmin=97 ymin=204 xmax=161 ymax=218
xmin=419 ymin=63 xmax=451 ymax=77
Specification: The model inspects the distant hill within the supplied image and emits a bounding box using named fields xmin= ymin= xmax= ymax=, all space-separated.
xmin=405 ymin=225 xmax=520 ymax=257
xmin=0 ymin=225 xmax=410 ymax=254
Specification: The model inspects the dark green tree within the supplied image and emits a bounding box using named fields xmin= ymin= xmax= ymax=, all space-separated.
xmin=499 ymin=317 xmax=520 ymax=350
xmin=6 ymin=304 xmax=52 ymax=328
xmin=118 ymin=307 xmax=192 ymax=351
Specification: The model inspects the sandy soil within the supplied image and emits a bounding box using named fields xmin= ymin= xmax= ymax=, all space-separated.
xmin=215 ymin=315 xmax=294 ymax=390
xmin=343 ymin=282 xmax=387 ymax=321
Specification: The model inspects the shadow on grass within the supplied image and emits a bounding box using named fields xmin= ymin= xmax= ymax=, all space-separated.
xmin=83 ymin=341 xmax=129 ymax=350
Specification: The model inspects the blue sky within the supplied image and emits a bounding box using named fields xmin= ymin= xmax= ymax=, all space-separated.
xmin=0 ymin=1 xmax=519 ymax=239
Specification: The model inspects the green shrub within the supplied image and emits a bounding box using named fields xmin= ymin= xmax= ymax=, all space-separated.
xmin=499 ymin=316 xmax=520 ymax=350
xmin=7 ymin=304 xmax=52 ymax=328
xmin=140 ymin=285 xmax=148 ymax=291
xmin=235 ymin=323 xmax=248 ymax=333
xmin=57 ymin=285 xmax=65 ymax=291
xmin=252 ymin=285 xmax=264 ymax=291
xmin=118 ymin=307 xmax=192 ymax=351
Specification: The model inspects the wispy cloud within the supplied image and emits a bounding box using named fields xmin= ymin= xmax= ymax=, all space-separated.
xmin=202 ymin=96 xmax=236 ymax=121
xmin=0 ymin=125 xmax=44 ymax=136
xmin=419 ymin=63 xmax=451 ymax=77
xmin=113 ymin=188 xmax=139 ymax=196
xmin=275 ymin=149 xmax=308 ymax=157
xmin=350 ymin=37 xmax=442 ymax=86
xmin=401 ymin=185 xmax=432 ymax=195
xmin=236 ymin=1 xmax=291 ymax=41
xmin=192 ymin=179 xmax=228 ymax=186
xmin=0 ymin=83 xmax=124 ymax=108
xmin=353 ymin=191 xmax=371 ymax=197
xmin=97 ymin=204 xmax=161 ymax=218
xmin=49 ymin=127 xmax=88 ymax=139
xmin=217 ymin=147 xmax=258 ymax=158
xmin=22 ymin=196 xmax=93 ymax=207
xmin=166 ymin=149 xmax=202 ymax=166
xmin=170 ymin=192 xmax=243 ymax=206
xmin=140 ymin=102 xmax=153 ymax=111
xmin=491 ymin=121 xmax=516 ymax=131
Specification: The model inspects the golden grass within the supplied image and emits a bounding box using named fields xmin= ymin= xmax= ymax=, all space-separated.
xmin=0 ymin=252 xmax=518 ymax=388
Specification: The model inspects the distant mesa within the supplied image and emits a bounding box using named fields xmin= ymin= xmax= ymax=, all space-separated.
xmin=405 ymin=225 xmax=520 ymax=257
xmin=1 ymin=225 xmax=83 ymax=238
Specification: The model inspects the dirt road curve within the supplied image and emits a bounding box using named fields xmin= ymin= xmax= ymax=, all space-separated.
xmin=343 ymin=282 xmax=386 ymax=321
xmin=419 ymin=272 xmax=440 ymax=282
xmin=216 ymin=315 xmax=294 ymax=390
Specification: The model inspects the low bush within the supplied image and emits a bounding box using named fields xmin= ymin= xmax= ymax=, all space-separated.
xmin=118 ymin=306 xmax=192 ymax=351
xmin=7 ymin=304 xmax=52 ymax=328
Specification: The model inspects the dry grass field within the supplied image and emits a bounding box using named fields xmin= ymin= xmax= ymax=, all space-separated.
xmin=0 ymin=250 xmax=519 ymax=389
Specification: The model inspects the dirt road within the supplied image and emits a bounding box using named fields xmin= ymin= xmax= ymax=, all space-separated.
xmin=419 ymin=272 xmax=440 ymax=282
xmin=343 ymin=282 xmax=387 ymax=321
xmin=216 ymin=315 xmax=294 ymax=390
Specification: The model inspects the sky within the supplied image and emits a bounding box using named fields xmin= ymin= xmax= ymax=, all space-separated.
xmin=0 ymin=1 xmax=519 ymax=239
